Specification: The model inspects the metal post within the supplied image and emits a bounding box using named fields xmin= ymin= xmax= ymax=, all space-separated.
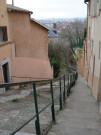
xmin=63 ymin=75 xmax=66 ymax=102
xmin=59 ymin=78 xmax=62 ymax=110
xmin=69 ymin=75 xmax=71 ymax=93
xmin=76 ymin=71 xmax=78 ymax=80
xmin=33 ymin=83 xmax=41 ymax=135
xmin=71 ymin=74 xmax=73 ymax=87
xmin=50 ymin=81 xmax=55 ymax=122
xmin=75 ymin=72 xmax=77 ymax=80
xmin=67 ymin=75 xmax=69 ymax=96
xmin=72 ymin=74 xmax=74 ymax=86
xmin=73 ymin=73 xmax=75 ymax=86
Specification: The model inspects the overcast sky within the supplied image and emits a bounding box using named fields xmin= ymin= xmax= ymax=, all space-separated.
xmin=7 ymin=0 xmax=87 ymax=19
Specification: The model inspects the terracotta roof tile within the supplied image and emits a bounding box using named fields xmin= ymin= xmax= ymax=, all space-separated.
xmin=7 ymin=4 xmax=33 ymax=14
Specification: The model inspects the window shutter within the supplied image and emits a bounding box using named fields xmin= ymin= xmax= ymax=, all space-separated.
xmin=96 ymin=0 xmax=100 ymax=16
xmin=0 ymin=27 xmax=3 ymax=42
xmin=90 ymin=0 xmax=94 ymax=17
xmin=99 ymin=0 xmax=101 ymax=9
xmin=2 ymin=26 xmax=8 ymax=41
xmin=90 ymin=0 xmax=98 ymax=17
xmin=99 ymin=41 xmax=101 ymax=59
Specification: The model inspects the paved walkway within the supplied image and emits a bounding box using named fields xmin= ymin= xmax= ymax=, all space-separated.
xmin=48 ymin=75 xmax=101 ymax=135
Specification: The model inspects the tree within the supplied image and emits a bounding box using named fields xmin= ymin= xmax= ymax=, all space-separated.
xmin=48 ymin=42 xmax=68 ymax=78
xmin=60 ymin=18 xmax=87 ymax=48
xmin=48 ymin=19 xmax=87 ymax=77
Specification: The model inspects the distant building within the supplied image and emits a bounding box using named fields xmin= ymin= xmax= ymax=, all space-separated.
xmin=48 ymin=23 xmax=59 ymax=44
xmin=0 ymin=0 xmax=53 ymax=93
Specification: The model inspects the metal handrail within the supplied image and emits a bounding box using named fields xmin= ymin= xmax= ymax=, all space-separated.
xmin=0 ymin=74 xmax=66 ymax=88
xmin=0 ymin=72 xmax=78 ymax=135
xmin=12 ymin=75 xmax=52 ymax=80
xmin=0 ymin=73 xmax=71 ymax=88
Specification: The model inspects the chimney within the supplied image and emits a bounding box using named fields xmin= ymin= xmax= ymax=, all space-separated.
xmin=12 ymin=0 xmax=14 ymax=6
xmin=53 ymin=23 xmax=57 ymax=29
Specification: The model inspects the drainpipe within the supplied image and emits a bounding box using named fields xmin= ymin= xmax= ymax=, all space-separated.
xmin=12 ymin=0 xmax=14 ymax=6
xmin=84 ymin=0 xmax=89 ymax=82
xmin=83 ymin=1 xmax=88 ymax=61
xmin=84 ymin=1 xmax=88 ymax=31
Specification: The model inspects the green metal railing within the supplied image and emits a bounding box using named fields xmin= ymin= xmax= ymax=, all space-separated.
xmin=0 ymin=72 xmax=78 ymax=135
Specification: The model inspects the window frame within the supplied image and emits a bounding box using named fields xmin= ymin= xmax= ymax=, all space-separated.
xmin=0 ymin=26 xmax=8 ymax=43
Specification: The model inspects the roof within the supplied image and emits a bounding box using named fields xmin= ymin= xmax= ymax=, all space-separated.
xmin=84 ymin=0 xmax=89 ymax=3
xmin=52 ymin=28 xmax=57 ymax=34
xmin=52 ymin=28 xmax=57 ymax=31
xmin=7 ymin=4 xmax=33 ymax=14
xmin=7 ymin=4 xmax=50 ymax=31
xmin=30 ymin=18 xmax=50 ymax=31
xmin=48 ymin=30 xmax=59 ymax=38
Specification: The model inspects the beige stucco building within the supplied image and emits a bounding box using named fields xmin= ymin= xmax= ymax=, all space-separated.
xmin=0 ymin=0 xmax=53 ymax=92
xmin=79 ymin=0 xmax=101 ymax=113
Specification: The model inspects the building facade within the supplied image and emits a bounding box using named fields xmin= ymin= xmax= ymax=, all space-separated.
xmin=79 ymin=0 xmax=101 ymax=113
xmin=0 ymin=0 xmax=53 ymax=93
xmin=48 ymin=23 xmax=59 ymax=44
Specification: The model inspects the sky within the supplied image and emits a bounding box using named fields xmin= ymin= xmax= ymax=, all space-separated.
xmin=7 ymin=0 xmax=87 ymax=19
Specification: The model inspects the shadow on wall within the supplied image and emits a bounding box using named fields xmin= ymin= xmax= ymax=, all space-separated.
xmin=12 ymin=57 xmax=53 ymax=82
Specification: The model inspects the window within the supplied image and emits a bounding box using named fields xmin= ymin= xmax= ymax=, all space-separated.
xmin=100 ymin=0 xmax=101 ymax=9
xmin=0 ymin=26 xmax=8 ymax=42
xmin=99 ymin=41 xmax=101 ymax=59
xmin=90 ymin=0 xmax=97 ymax=17
xmin=90 ymin=0 xmax=101 ymax=17
xmin=89 ymin=26 xmax=90 ymax=41
xmin=91 ymin=39 xmax=94 ymax=55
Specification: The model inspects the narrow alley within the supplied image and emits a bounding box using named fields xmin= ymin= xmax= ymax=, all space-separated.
xmin=0 ymin=0 xmax=101 ymax=135
xmin=48 ymin=75 xmax=101 ymax=135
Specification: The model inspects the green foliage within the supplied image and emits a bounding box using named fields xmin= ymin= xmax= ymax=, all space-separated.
xmin=77 ymin=37 xmax=84 ymax=48
xmin=48 ymin=42 xmax=68 ymax=78
xmin=12 ymin=98 xmax=19 ymax=102
xmin=56 ymin=109 xmax=60 ymax=115
xmin=37 ymin=94 xmax=41 ymax=97
xmin=60 ymin=62 xmax=67 ymax=69
xmin=74 ymin=49 xmax=83 ymax=61
xmin=48 ymin=19 xmax=86 ymax=76
xmin=50 ymin=57 xmax=58 ymax=67
xmin=70 ymin=55 xmax=75 ymax=64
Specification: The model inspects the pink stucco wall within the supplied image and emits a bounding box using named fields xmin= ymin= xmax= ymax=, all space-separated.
xmin=8 ymin=12 xmax=48 ymax=60
xmin=12 ymin=57 xmax=53 ymax=82
xmin=7 ymin=11 xmax=53 ymax=81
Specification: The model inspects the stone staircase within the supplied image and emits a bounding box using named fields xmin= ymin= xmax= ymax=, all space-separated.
xmin=48 ymin=75 xmax=101 ymax=135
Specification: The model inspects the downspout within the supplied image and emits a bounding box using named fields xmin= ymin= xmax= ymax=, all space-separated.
xmin=84 ymin=1 xmax=88 ymax=61
xmin=84 ymin=1 xmax=88 ymax=32
xmin=12 ymin=0 xmax=14 ymax=6
xmin=84 ymin=1 xmax=89 ymax=82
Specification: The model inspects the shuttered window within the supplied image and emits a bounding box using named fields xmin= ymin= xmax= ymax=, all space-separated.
xmin=91 ymin=39 xmax=94 ymax=55
xmin=90 ymin=0 xmax=98 ymax=17
xmin=99 ymin=0 xmax=101 ymax=9
xmin=0 ymin=26 xmax=8 ymax=42
xmin=99 ymin=41 xmax=101 ymax=59
xmin=90 ymin=0 xmax=101 ymax=17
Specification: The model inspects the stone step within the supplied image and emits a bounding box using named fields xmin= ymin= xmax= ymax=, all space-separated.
xmin=0 ymin=130 xmax=36 ymax=135
xmin=15 ymin=132 xmax=36 ymax=135
xmin=48 ymin=75 xmax=101 ymax=135
xmin=60 ymin=109 xmax=101 ymax=119
xmin=49 ymin=126 xmax=101 ymax=135
xmin=65 ymin=99 xmax=100 ymax=113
